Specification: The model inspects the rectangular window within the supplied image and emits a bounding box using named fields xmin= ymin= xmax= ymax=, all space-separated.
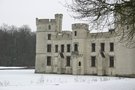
xmin=109 ymin=56 xmax=114 ymax=67
xmin=55 ymin=45 xmax=58 ymax=52
xmin=74 ymin=44 xmax=78 ymax=52
xmin=110 ymin=42 xmax=114 ymax=52
xmin=67 ymin=44 xmax=70 ymax=52
xmin=66 ymin=56 xmax=71 ymax=66
xmin=74 ymin=31 xmax=77 ymax=36
xmin=47 ymin=56 xmax=51 ymax=66
xmin=48 ymin=34 xmax=51 ymax=40
xmin=91 ymin=56 xmax=96 ymax=67
xmin=101 ymin=43 xmax=105 ymax=52
xmin=48 ymin=25 xmax=51 ymax=30
xmin=47 ymin=44 xmax=51 ymax=52
xmin=61 ymin=44 xmax=64 ymax=52
xmin=91 ymin=43 xmax=95 ymax=52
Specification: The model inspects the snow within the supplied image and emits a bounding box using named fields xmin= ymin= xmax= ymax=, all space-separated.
xmin=0 ymin=66 xmax=27 ymax=69
xmin=0 ymin=69 xmax=135 ymax=90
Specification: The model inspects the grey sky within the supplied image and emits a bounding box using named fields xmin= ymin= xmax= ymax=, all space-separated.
xmin=0 ymin=0 xmax=85 ymax=31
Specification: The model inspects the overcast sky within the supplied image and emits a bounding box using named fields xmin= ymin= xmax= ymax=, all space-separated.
xmin=0 ymin=0 xmax=86 ymax=31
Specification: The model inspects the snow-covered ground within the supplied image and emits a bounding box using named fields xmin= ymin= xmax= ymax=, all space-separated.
xmin=0 ymin=66 xmax=27 ymax=69
xmin=0 ymin=69 xmax=135 ymax=90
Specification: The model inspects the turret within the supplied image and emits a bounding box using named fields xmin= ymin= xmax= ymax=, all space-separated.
xmin=71 ymin=23 xmax=89 ymax=75
xmin=72 ymin=23 xmax=89 ymax=39
xmin=55 ymin=14 xmax=63 ymax=32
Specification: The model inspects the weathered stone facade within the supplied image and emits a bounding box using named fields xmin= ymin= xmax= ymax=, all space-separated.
xmin=35 ymin=14 xmax=135 ymax=76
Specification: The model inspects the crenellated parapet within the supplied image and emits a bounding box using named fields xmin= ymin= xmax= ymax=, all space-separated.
xmin=72 ymin=23 xmax=89 ymax=30
xmin=55 ymin=31 xmax=72 ymax=40
xmin=36 ymin=14 xmax=62 ymax=32
xmin=36 ymin=18 xmax=55 ymax=25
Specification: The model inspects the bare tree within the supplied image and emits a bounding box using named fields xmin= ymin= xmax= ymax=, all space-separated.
xmin=67 ymin=0 xmax=135 ymax=47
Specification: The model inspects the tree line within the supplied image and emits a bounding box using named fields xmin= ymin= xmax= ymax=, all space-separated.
xmin=0 ymin=24 xmax=36 ymax=67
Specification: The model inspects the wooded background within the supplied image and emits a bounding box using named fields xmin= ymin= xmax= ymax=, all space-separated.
xmin=0 ymin=24 xmax=36 ymax=67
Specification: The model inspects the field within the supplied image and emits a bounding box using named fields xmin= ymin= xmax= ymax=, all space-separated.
xmin=0 ymin=67 xmax=135 ymax=90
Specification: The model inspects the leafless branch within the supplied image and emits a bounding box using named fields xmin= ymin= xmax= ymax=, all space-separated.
xmin=66 ymin=0 xmax=135 ymax=47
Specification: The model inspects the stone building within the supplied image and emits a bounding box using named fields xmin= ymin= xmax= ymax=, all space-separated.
xmin=35 ymin=14 xmax=135 ymax=76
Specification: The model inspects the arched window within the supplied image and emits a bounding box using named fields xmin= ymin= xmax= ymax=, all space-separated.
xmin=74 ymin=44 xmax=78 ymax=52
xmin=78 ymin=62 xmax=81 ymax=66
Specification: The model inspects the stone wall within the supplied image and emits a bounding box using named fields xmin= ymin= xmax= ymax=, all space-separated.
xmin=35 ymin=14 xmax=135 ymax=77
